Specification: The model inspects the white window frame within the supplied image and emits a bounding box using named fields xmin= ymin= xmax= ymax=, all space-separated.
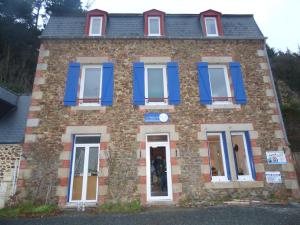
xmin=146 ymin=133 xmax=173 ymax=202
xmin=148 ymin=16 xmax=161 ymax=36
xmin=144 ymin=65 xmax=168 ymax=106
xmin=207 ymin=132 xmax=229 ymax=182
xmin=205 ymin=17 xmax=218 ymax=37
xmin=69 ymin=135 xmax=100 ymax=203
xmin=79 ymin=65 xmax=103 ymax=107
xmin=208 ymin=65 xmax=232 ymax=105
xmin=231 ymin=132 xmax=253 ymax=181
xmin=89 ymin=16 xmax=102 ymax=36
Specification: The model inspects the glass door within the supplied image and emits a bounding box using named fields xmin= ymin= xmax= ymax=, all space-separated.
xmin=146 ymin=134 xmax=172 ymax=201
xmin=70 ymin=140 xmax=99 ymax=203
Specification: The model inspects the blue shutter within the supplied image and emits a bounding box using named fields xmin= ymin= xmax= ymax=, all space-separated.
xmin=133 ymin=62 xmax=145 ymax=105
xmin=229 ymin=62 xmax=247 ymax=104
xmin=221 ymin=132 xmax=231 ymax=180
xmin=197 ymin=62 xmax=212 ymax=104
xmin=245 ymin=131 xmax=256 ymax=180
xmin=167 ymin=62 xmax=180 ymax=105
xmin=64 ymin=62 xmax=80 ymax=106
xmin=101 ymin=62 xmax=114 ymax=106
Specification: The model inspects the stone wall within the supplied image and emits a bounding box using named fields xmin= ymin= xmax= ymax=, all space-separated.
xmin=18 ymin=39 xmax=300 ymax=206
xmin=0 ymin=144 xmax=22 ymax=208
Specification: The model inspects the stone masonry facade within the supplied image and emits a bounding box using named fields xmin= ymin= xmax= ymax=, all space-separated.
xmin=0 ymin=144 xmax=22 ymax=208
xmin=18 ymin=39 xmax=300 ymax=206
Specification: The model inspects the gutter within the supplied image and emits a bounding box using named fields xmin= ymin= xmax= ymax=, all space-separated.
xmin=263 ymin=41 xmax=289 ymax=145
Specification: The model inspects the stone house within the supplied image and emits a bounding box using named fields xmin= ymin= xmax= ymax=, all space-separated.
xmin=0 ymin=87 xmax=30 ymax=208
xmin=18 ymin=8 xmax=299 ymax=207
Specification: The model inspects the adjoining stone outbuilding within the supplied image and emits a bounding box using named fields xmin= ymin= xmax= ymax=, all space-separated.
xmin=18 ymin=9 xmax=300 ymax=207
xmin=0 ymin=87 xmax=30 ymax=208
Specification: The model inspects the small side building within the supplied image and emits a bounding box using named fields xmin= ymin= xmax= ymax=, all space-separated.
xmin=0 ymin=86 xmax=30 ymax=208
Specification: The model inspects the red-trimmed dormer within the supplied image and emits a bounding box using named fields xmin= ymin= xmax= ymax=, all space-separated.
xmin=200 ymin=9 xmax=224 ymax=37
xmin=85 ymin=9 xmax=108 ymax=36
xmin=143 ymin=9 xmax=165 ymax=36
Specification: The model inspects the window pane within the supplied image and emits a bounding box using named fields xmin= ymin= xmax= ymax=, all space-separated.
xmin=91 ymin=18 xmax=101 ymax=34
xmin=75 ymin=136 xmax=101 ymax=144
xmin=208 ymin=135 xmax=225 ymax=176
xmin=209 ymin=68 xmax=228 ymax=97
xmin=147 ymin=135 xmax=168 ymax=142
xmin=206 ymin=18 xmax=217 ymax=35
xmin=83 ymin=68 xmax=101 ymax=99
xmin=149 ymin=18 xmax=159 ymax=34
xmin=72 ymin=147 xmax=85 ymax=200
xmin=147 ymin=68 xmax=164 ymax=100
xmin=232 ymin=134 xmax=250 ymax=176
xmin=86 ymin=147 xmax=99 ymax=200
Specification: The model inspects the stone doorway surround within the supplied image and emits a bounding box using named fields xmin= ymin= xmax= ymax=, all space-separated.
xmin=58 ymin=125 xmax=110 ymax=207
xmin=136 ymin=125 xmax=181 ymax=205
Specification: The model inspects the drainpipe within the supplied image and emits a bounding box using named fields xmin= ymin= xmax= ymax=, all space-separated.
xmin=263 ymin=41 xmax=289 ymax=145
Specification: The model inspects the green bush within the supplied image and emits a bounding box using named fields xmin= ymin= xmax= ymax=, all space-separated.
xmin=99 ymin=200 xmax=142 ymax=213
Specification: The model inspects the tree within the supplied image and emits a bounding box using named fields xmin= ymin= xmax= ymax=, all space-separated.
xmin=46 ymin=0 xmax=83 ymax=16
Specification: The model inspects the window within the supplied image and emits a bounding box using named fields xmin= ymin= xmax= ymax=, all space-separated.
xmin=205 ymin=17 xmax=218 ymax=36
xmin=148 ymin=17 xmax=161 ymax=36
xmin=79 ymin=65 xmax=102 ymax=106
xmin=208 ymin=65 xmax=231 ymax=103
xmin=89 ymin=16 xmax=102 ymax=36
xmin=207 ymin=133 xmax=229 ymax=182
xmin=69 ymin=135 xmax=100 ymax=203
xmin=231 ymin=132 xmax=253 ymax=181
xmin=145 ymin=65 xmax=168 ymax=105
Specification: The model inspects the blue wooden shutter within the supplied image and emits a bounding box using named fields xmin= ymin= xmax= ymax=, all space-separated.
xmin=133 ymin=62 xmax=145 ymax=105
xmin=229 ymin=62 xmax=247 ymax=104
xmin=197 ymin=62 xmax=212 ymax=104
xmin=101 ymin=62 xmax=114 ymax=106
xmin=245 ymin=131 xmax=256 ymax=180
xmin=221 ymin=132 xmax=231 ymax=180
xmin=64 ymin=62 xmax=80 ymax=106
xmin=167 ymin=62 xmax=180 ymax=105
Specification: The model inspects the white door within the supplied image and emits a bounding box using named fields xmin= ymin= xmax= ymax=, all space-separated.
xmin=69 ymin=143 xmax=99 ymax=203
xmin=146 ymin=134 xmax=173 ymax=201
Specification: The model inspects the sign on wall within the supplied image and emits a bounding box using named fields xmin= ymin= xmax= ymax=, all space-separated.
xmin=266 ymin=151 xmax=287 ymax=164
xmin=144 ymin=113 xmax=169 ymax=123
xmin=265 ymin=171 xmax=282 ymax=183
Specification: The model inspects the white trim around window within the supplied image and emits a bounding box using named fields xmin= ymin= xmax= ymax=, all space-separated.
xmin=144 ymin=65 xmax=168 ymax=105
xmin=208 ymin=65 xmax=232 ymax=105
xmin=205 ymin=17 xmax=218 ymax=37
xmin=79 ymin=65 xmax=103 ymax=107
xmin=89 ymin=16 xmax=102 ymax=36
xmin=207 ymin=132 xmax=229 ymax=182
xmin=148 ymin=16 xmax=161 ymax=36
xmin=231 ymin=132 xmax=253 ymax=181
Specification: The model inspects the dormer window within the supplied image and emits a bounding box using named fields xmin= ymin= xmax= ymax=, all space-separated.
xmin=89 ymin=16 xmax=102 ymax=36
xmin=200 ymin=9 xmax=224 ymax=37
xmin=143 ymin=9 xmax=165 ymax=37
xmin=85 ymin=9 xmax=108 ymax=37
xmin=205 ymin=17 xmax=218 ymax=36
xmin=148 ymin=16 xmax=161 ymax=36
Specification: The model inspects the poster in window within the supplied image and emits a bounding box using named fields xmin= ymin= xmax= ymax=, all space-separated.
xmin=265 ymin=171 xmax=282 ymax=183
xmin=266 ymin=151 xmax=287 ymax=164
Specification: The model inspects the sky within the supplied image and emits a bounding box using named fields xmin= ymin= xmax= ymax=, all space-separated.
xmin=82 ymin=0 xmax=300 ymax=52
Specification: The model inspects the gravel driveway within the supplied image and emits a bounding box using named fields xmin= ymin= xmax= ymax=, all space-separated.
xmin=1 ymin=204 xmax=300 ymax=225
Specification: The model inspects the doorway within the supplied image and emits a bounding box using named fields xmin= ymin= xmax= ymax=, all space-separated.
xmin=146 ymin=134 xmax=172 ymax=201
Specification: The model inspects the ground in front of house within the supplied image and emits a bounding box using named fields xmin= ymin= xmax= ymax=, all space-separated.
xmin=1 ymin=204 xmax=300 ymax=225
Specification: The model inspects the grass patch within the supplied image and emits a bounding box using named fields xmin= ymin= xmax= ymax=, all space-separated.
xmin=99 ymin=200 xmax=142 ymax=213
xmin=0 ymin=202 xmax=58 ymax=218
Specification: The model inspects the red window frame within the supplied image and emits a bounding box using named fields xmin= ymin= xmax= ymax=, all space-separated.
xmin=143 ymin=9 xmax=165 ymax=36
xmin=85 ymin=9 xmax=108 ymax=36
xmin=200 ymin=9 xmax=224 ymax=36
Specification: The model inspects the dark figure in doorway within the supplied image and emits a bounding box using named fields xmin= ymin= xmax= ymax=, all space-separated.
xmin=158 ymin=159 xmax=167 ymax=192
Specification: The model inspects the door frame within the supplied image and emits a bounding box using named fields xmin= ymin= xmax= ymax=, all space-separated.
xmin=69 ymin=139 xmax=100 ymax=203
xmin=146 ymin=133 xmax=173 ymax=202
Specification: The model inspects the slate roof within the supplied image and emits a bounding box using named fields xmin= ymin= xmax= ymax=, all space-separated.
xmin=0 ymin=95 xmax=31 ymax=144
xmin=41 ymin=14 xmax=264 ymax=39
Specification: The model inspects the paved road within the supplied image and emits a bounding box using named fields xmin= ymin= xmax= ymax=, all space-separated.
xmin=1 ymin=204 xmax=300 ymax=225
